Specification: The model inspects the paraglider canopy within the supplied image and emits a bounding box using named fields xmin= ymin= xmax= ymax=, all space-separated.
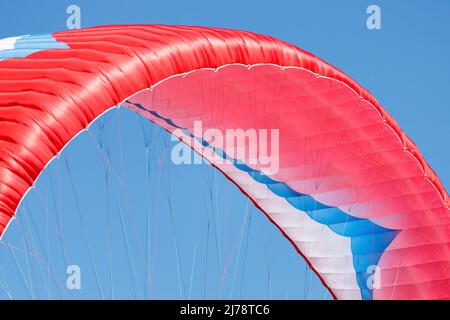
xmin=0 ymin=25 xmax=448 ymax=300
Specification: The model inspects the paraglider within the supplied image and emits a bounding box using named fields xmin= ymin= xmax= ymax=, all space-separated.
xmin=0 ymin=25 xmax=448 ymax=300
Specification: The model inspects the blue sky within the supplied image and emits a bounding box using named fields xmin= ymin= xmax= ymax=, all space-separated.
xmin=0 ymin=0 xmax=448 ymax=299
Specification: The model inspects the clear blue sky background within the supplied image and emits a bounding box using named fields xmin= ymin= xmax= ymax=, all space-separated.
xmin=0 ymin=0 xmax=448 ymax=299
